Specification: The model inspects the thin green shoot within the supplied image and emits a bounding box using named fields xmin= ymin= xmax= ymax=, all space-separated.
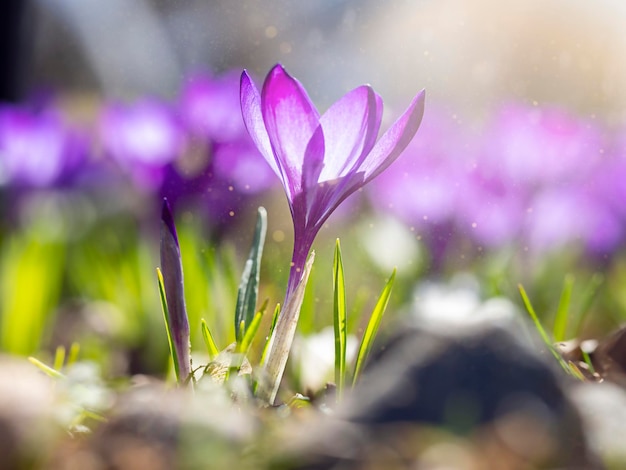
xmin=226 ymin=312 xmax=264 ymax=381
xmin=518 ymin=284 xmax=570 ymax=373
xmin=28 ymin=357 xmax=64 ymax=379
xmin=238 ymin=312 xmax=263 ymax=355
xmin=333 ymin=239 xmax=347 ymax=399
xmin=352 ymin=269 xmax=397 ymax=387
xmin=68 ymin=409 xmax=108 ymax=433
xmin=67 ymin=342 xmax=80 ymax=367
xmin=53 ymin=345 xmax=66 ymax=371
xmin=157 ymin=267 xmax=181 ymax=383
xmin=573 ymin=273 xmax=604 ymax=336
xmin=259 ymin=303 xmax=281 ymax=366
xmin=79 ymin=409 xmax=108 ymax=423
xmin=581 ymin=349 xmax=596 ymax=375
xmin=201 ymin=319 xmax=219 ymax=359
xmin=288 ymin=393 xmax=311 ymax=409
xmin=553 ymin=274 xmax=574 ymax=342
xmin=567 ymin=361 xmax=585 ymax=381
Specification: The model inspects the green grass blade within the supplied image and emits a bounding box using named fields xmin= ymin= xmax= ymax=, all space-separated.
xmin=28 ymin=357 xmax=64 ymax=379
xmin=333 ymin=239 xmax=347 ymax=398
xmin=553 ymin=274 xmax=574 ymax=342
xmin=235 ymin=207 xmax=267 ymax=342
xmin=260 ymin=303 xmax=281 ymax=366
xmin=201 ymin=319 xmax=219 ymax=359
xmin=352 ymin=269 xmax=396 ymax=387
xmin=518 ymin=284 xmax=570 ymax=371
xmin=239 ymin=312 xmax=263 ymax=355
xmin=573 ymin=273 xmax=604 ymax=336
xmin=157 ymin=268 xmax=180 ymax=383
xmin=567 ymin=362 xmax=585 ymax=381
xmin=1 ymin=236 xmax=64 ymax=355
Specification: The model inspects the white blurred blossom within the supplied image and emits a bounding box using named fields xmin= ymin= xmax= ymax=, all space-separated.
xmin=292 ymin=326 xmax=358 ymax=393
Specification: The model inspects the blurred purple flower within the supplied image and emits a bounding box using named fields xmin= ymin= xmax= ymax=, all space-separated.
xmin=241 ymin=64 xmax=425 ymax=294
xmin=0 ymin=105 xmax=85 ymax=188
xmin=100 ymin=99 xmax=185 ymax=190
xmin=161 ymin=72 xmax=276 ymax=227
xmin=482 ymin=103 xmax=604 ymax=185
xmin=525 ymin=187 xmax=622 ymax=253
xmin=368 ymin=101 xmax=622 ymax=256
xmin=589 ymin=133 xmax=626 ymax=222
xmin=180 ymin=71 xmax=248 ymax=143
xmin=179 ymin=72 xmax=276 ymax=194
xmin=369 ymin=108 xmax=466 ymax=230
xmin=211 ymin=141 xmax=277 ymax=194
xmin=456 ymin=169 xmax=528 ymax=248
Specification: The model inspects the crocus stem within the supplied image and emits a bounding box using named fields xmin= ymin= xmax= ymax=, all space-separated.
xmin=258 ymin=250 xmax=315 ymax=404
xmin=285 ymin=229 xmax=316 ymax=298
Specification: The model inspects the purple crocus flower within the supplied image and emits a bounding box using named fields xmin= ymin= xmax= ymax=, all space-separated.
xmin=241 ymin=64 xmax=424 ymax=402
xmin=241 ymin=64 xmax=425 ymax=297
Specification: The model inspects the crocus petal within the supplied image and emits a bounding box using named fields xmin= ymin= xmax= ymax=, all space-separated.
xmin=240 ymin=71 xmax=281 ymax=179
xmin=261 ymin=64 xmax=321 ymax=198
xmin=360 ymin=89 xmax=426 ymax=183
xmin=319 ymin=85 xmax=383 ymax=181
xmin=305 ymin=86 xmax=382 ymax=226
xmin=307 ymin=91 xmax=425 ymax=228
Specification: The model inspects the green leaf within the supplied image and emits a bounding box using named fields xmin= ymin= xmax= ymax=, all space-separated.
xmin=333 ymin=239 xmax=347 ymax=399
xmin=157 ymin=268 xmax=180 ymax=383
xmin=553 ymin=274 xmax=574 ymax=342
xmin=518 ymin=284 xmax=570 ymax=372
xmin=201 ymin=319 xmax=219 ymax=359
xmin=235 ymin=207 xmax=267 ymax=342
xmin=352 ymin=269 xmax=396 ymax=387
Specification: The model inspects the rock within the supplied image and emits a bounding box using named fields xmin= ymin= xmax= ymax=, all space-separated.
xmin=278 ymin=317 xmax=601 ymax=469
